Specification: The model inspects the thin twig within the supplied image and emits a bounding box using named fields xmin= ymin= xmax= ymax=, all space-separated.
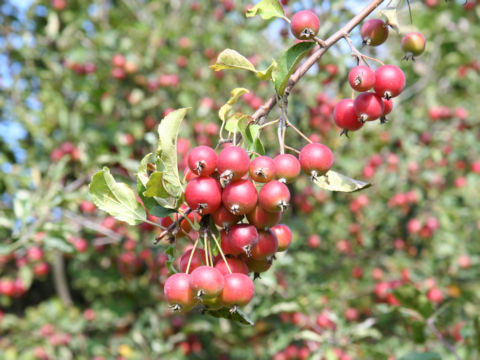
xmin=427 ymin=316 xmax=461 ymax=360
xmin=286 ymin=120 xmax=313 ymax=144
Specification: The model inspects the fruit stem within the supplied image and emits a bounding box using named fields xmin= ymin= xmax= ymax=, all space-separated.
xmin=185 ymin=238 xmax=200 ymax=274
xmin=258 ymin=118 xmax=280 ymax=129
xmin=154 ymin=208 xmax=193 ymax=244
xmin=203 ymin=232 xmax=210 ymax=267
xmin=343 ymin=35 xmax=385 ymax=67
xmin=286 ymin=119 xmax=312 ymax=144
xmin=210 ymin=231 xmax=232 ymax=275
xmin=284 ymin=145 xmax=300 ymax=154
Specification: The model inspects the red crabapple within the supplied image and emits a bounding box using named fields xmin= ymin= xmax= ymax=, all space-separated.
xmin=401 ymin=32 xmax=426 ymax=59
xmin=217 ymin=146 xmax=250 ymax=183
xmin=299 ymin=143 xmax=334 ymax=179
xmin=333 ymin=99 xmax=363 ymax=132
xmin=271 ymin=224 xmax=292 ymax=252
xmin=274 ymin=154 xmax=301 ymax=183
xmin=259 ymin=181 xmax=291 ymax=213
xmin=290 ymin=10 xmax=320 ymax=40
xmin=354 ymin=92 xmax=385 ymax=121
xmin=249 ymin=156 xmax=277 ymax=183
xmin=187 ymin=146 xmax=217 ymax=176
xmin=374 ymin=65 xmax=406 ymax=99
xmin=222 ymin=179 xmax=258 ymax=215
xmin=246 ymin=204 xmax=282 ymax=230
xmin=190 ymin=266 xmax=224 ymax=298
xmin=185 ymin=177 xmax=222 ymax=214
xmin=348 ymin=65 xmax=375 ymax=92
xmin=164 ymin=273 xmax=196 ymax=312
xmin=361 ymin=19 xmax=388 ymax=46
xmin=214 ymin=258 xmax=249 ymax=276
xmin=220 ymin=273 xmax=255 ymax=307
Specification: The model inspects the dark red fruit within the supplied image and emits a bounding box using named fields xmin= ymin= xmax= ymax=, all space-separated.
xmin=185 ymin=177 xmax=222 ymax=214
xmin=246 ymin=204 xmax=282 ymax=230
xmin=219 ymin=273 xmax=255 ymax=307
xmin=348 ymin=65 xmax=376 ymax=92
xmin=401 ymin=32 xmax=426 ymax=58
xmin=290 ymin=10 xmax=320 ymax=40
xmin=227 ymin=224 xmax=259 ymax=256
xmin=381 ymin=98 xmax=394 ymax=123
xmin=214 ymin=258 xmax=249 ymax=276
xmin=180 ymin=249 xmax=206 ymax=273
xmin=361 ymin=19 xmax=388 ymax=46
xmin=222 ymin=180 xmax=258 ymax=215
xmin=271 ymin=224 xmax=292 ymax=252
xmin=274 ymin=154 xmax=301 ymax=183
xmin=299 ymin=143 xmax=334 ymax=178
xmin=251 ymin=230 xmax=278 ymax=260
xmin=246 ymin=258 xmax=272 ymax=273
xmin=333 ymin=99 xmax=364 ymax=131
xmin=190 ymin=266 xmax=224 ymax=298
xmin=187 ymin=145 xmax=217 ymax=176
xmin=259 ymin=181 xmax=290 ymax=213
xmin=164 ymin=273 xmax=196 ymax=311
xmin=212 ymin=205 xmax=242 ymax=229
xmin=374 ymin=65 xmax=406 ymax=99
xmin=249 ymin=156 xmax=276 ymax=183
xmin=354 ymin=92 xmax=385 ymax=121
xmin=217 ymin=146 xmax=250 ymax=183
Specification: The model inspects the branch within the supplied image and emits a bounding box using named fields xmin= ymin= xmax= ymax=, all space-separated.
xmin=427 ymin=316 xmax=461 ymax=360
xmin=251 ymin=0 xmax=386 ymax=123
xmin=52 ymin=251 xmax=73 ymax=307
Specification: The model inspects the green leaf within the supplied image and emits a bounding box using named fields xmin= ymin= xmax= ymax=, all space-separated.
xmin=43 ymin=237 xmax=74 ymax=253
xmin=165 ymin=244 xmax=178 ymax=275
xmin=206 ymin=307 xmax=254 ymax=326
xmin=210 ymin=49 xmax=256 ymax=73
xmin=219 ymin=88 xmax=249 ymax=122
xmin=137 ymin=178 xmax=174 ymax=218
xmin=144 ymin=172 xmax=170 ymax=198
xmin=393 ymin=285 xmax=435 ymax=319
xmin=244 ymin=124 xmax=264 ymax=155
xmin=273 ymin=42 xmax=316 ymax=96
xmin=245 ymin=0 xmax=287 ymax=21
xmin=379 ymin=8 xmax=400 ymax=32
xmin=225 ymin=113 xmax=250 ymax=133
xmin=256 ymin=60 xmax=277 ymax=80
xmin=89 ymin=167 xmax=146 ymax=225
xmin=313 ymin=170 xmax=371 ymax=192
xmin=137 ymin=152 xmax=154 ymax=188
xmin=399 ymin=352 xmax=441 ymax=360
xmin=156 ymin=108 xmax=190 ymax=197
xmin=19 ymin=266 xmax=34 ymax=288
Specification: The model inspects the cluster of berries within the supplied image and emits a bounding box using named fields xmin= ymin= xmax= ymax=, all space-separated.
xmin=163 ymin=143 xmax=334 ymax=312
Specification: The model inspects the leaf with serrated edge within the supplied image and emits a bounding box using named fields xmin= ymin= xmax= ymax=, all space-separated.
xmin=313 ymin=170 xmax=371 ymax=192
xmin=219 ymin=88 xmax=249 ymax=122
xmin=89 ymin=167 xmax=146 ymax=225
xmin=144 ymin=172 xmax=170 ymax=198
xmin=210 ymin=49 xmax=256 ymax=72
xmin=273 ymin=42 xmax=316 ymax=96
xmin=246 ymin=0 xmax=286 ymax=20
xmin=157 ymin=108 xmax=190 ymax=197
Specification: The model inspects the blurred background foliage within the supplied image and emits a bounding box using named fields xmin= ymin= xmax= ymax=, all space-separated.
xmin=0 ymin=0 xmax=479 ymax=359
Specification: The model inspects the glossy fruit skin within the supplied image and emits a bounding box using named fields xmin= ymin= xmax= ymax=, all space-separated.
xmin=299 ymin=143 xmax=334 ymax=177
xmin=217 ymin=146 xmax=250 ymax=181
xmin=274 ymin=154 xmax=301 ymax=183
xmin=333 ymin=99 xmax=363 ymax=131
xmin=222 ymin=180 xmax=258 ymax=215
xmin=227 ymin=224 xmax=259 ymax=256
xmin=249 ymin=156 xmax=276 ymax=183
xmin=246 ymin=257 xmax=272 ymax=273
xmin=187 ymin=146 xmax=217 ymax=176
xmin=348 ymin=65 xmax=376 ymax=92
xmin=401 ymin=32 xmax=426 ymax=56
xmin=220 ymin=230 xmax=235 ymax=255
xmin=259 ymin=180 xmax=291 ymax=213
xmin=271 ymin=224 xmax=292 ymax=252
xmin=164 ymin=273 xmax=196 ymax=311
xmin=180 ymin=249 xmax=206 ymax=273
xmin=251 ymin=230 xmax=278 ymax=260
xmin=361 ymin=19 xmax=388 ymax=46
xmin=220 ymin=273 xmax=255 ymax=307
xmin=382 ymin=98 xmax=393 ymax=115
xmin=190 ymin=266 xmax=224 ymax=298
xmin=214 ymin=258 xmax=249 ymax=276
xmin=212 ymin=205 xmax=242 ymax=229
xmin=290 ymin=10 xmax=320 ymax=40
xmin=246 ymin=204 xmax=282 ymax=230
xmin=354 ymin=92 xmax=385 ymax=121
xmin=374 ymin=65 xmax=406 ymax=99
xmin=185 ymin=177 xmax=222 ymax=215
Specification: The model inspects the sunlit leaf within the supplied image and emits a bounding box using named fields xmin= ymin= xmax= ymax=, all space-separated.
xmin=210 ymin=49 xmax=256 ymax=73
xmin=89 ymin=167 xmax=146 ymax=225
xmin=245 ymin=0 xmax=287 ymax=21
xmin=313 ymin=170 xmax=371 ymax=192
xmin=273 ymin=42 xmax=316 ymax=96
xmin=219 ymin=88 xmax=249 ymax=122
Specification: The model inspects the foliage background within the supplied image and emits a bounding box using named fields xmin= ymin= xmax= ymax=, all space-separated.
xmin=1 ymin=0 xmax=479 ymax=359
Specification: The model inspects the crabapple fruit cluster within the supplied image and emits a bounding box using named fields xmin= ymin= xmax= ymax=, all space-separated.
xmin=162 ymin=143 xmax=333 ymax=312
xmin=334 ymin=64 xmax=405 ymax=134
